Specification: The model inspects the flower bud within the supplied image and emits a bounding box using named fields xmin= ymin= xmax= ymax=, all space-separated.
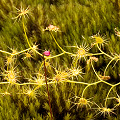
xmin=43 ymin=51 xmax=50 ymax=56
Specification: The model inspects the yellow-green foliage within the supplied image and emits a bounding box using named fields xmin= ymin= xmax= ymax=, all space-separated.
xmin=0 ymin=0 xmax=120 ymax=120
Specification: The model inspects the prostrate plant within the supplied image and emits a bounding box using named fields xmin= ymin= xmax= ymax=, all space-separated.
xmin=0 ymin=0 xmax=120 ymax=120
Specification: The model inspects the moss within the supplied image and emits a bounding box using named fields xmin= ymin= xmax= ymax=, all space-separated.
xmin=0 ymin=0 xmax=120 ymax=119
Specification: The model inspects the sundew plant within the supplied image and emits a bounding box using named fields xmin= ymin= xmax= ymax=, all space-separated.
xmin=0 ymin=0 xmax=120 ymax=120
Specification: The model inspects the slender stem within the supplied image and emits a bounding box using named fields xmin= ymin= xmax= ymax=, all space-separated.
xmin=81 ymin=84 xmax=91 ymax=98
xmin=22 ymin=17 xmax=43 ymax=57
xmin=81 ymin=81 xmax=102 ymax=98
xmin=50 ymin=32 xmax=65 ymax=53
xmin=0 ymin=82 xmax=10 ymax=84
xmin=105 ymin=82 xmax=120 ymax=107
xmin=73 ymin=57 xmax=79 ymax=67
xmin=105 ymin=85 xmax=114 ymax=107
xmin=39 ymin=61 xmax=44 ymax=73
xmin=18 ymin=81 xmax=56 ymax=86
xmin=91 ymin=60 xmax=113 ymax=86
xmin=33 ymin=85 xmax=41 ymax=92
xmin=85 ymin=53 xmax=104 ymax=56
xmin=64 ymin=80 xmax=89 ymax=85
xmin=46 ymin=52 xmax=65 ymax=59
xmin=97 ymin=44 xmax=113 ymax=59
xmin=32 ymin=49 xmax=43 ymax=57
xmin=91 ymin=60 xmax=102 ymax=81
xmin=0 ymin=50 xmax=11 ymax=55
xmin=12 ymin=48 xmax=31 ymax=56
xmin=104 ymin=57 xmax=116 ymax=76
xmin=22 ymin=17 xmax=31 ymax=48
xmin=43 ymin=56 xmax=53 ymax=120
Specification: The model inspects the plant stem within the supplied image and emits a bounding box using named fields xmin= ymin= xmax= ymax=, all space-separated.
xmin=43 ymin=55 xmax=53 ymax=120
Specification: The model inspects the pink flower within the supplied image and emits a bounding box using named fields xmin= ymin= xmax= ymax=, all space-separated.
xmin=43 ymin=51 xmax=50 ymax=56
xmin=43 ymin=24 xmax=59 ymax=32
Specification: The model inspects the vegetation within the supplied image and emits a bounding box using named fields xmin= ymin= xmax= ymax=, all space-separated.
xmin=0 ymin=0 xmax=120 ymax=119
